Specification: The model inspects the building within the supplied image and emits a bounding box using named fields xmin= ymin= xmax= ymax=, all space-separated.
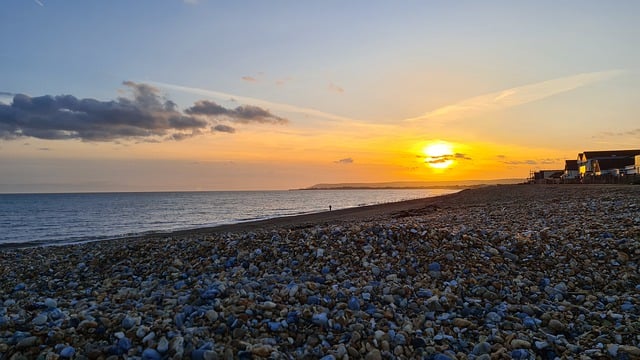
xmin=532 ymin=169 xmax=564 ymax=184
xmin=577 ymin=149 xmax=640 ymax=176
xmin=562 ymin=160 xmax=579 ymax=180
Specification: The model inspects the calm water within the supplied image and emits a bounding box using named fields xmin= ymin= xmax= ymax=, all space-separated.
xmin=0 ymin=189 xmax=458 ymax=247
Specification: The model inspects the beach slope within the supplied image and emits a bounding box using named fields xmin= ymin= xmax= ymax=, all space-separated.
xmin=1 ymin=185 xmax=639 ymax=358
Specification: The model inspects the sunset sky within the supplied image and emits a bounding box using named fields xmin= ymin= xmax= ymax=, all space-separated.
xmin=1 ymin=1 xmax=639 ymax=192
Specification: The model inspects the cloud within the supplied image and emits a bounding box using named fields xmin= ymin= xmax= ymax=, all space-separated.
xmin=275 ymin=77 xmax=293 ymax=86
xmin=503 ymin=160 xmax=538 ymax=165
xmin=213 ymin=124 xmax=236 ymax=133
xmin=596 ymin=128 xmax=640 ymax=137
xmin=501 ymin=158 xmax=559 ymax=165
xmin=421 ymin=153 xmax=472 ymax=164
xmin=185 ymin=100 xmax=287 ymax=124
xmin=242 ymin=76 xmax=258 ymax=83
xmin=34 ymin=0 xmax=44 ymax=6
xmin=335 ymin=158 xmax=354 ymax=164
xmin=150 ymin=81 xmax=359 ymax=123
xmin=329 ymin=82 xmax=344 ymax=94
xmin=454 ymin=153 xmax=472 ymax=160
xmin=183 ymin=0 xmax=199 ymax=4
xmin=405 ymin=70 xmax=624 ymax=122
xmin=0 ymin=81 xmax=287 ymax=142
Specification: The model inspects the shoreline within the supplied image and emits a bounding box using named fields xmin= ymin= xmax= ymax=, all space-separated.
xmin=1 ymin=184 xmax=639 ymax=358
xmin=0 ymin=188 xmax=464 ymax=251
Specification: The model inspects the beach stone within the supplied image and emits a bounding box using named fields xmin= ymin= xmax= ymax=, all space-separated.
xmin=412 ymin=337 xmax=427 ymax=348
xmin=510 ymin=339 xmax=531 ymax=349
xmin=433 ymin=354 xmax=454 ymax=360
xmin=170 ymin=336 xmax=184 ymax=357
xmin=60 ymin=346 xmax=75 ymax=358
xmin=548 ymin=319 xmax=565 ymax=333
xmin=534 ymin=341 xmax=549 ymax=350
xmin=121 ymin=316 xmax=136 ymax=330
xmin=44 ymin=298 xmax=57 ymax=308
xmin=32 ymin=314 xmax=47 ymax=326
xmin=365 ymin=349 xmax=382 ymax=360
xmin=118 ymin=337 xmax=132 ymax=352
xmin=348 ymin=296 xmax=360 ymax=311
xmin=510 ymin=349 xmax=530 ymax=359
xmin=312 ymin=313 xmax=329 ymax=327
xmin=141 ymin=348 xmax=161 ymax=360
xmin=136 ymin=325 xmax=150 ymax=338
xmin=472 ymin=342 xmax=492 ymax=355
xmin=251 ymin=345 xmax=274 ymax=357
xmin=142 ymin=331 xmax=155 ymax=344
xmin=452 ymin=317 xmax=473 ymax=328
xmin=16 ymin=336 xmax=40 ymax=349
xmin=157 ymin=337 xmax=169 ymax=353
xmin=619 ymin=345 xmax=640 ymax=356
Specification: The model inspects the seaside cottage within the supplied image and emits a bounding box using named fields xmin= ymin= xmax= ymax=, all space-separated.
xmin=533 ymin=170 xmax=563 ymax=184
xmin=577 ymin=149 xmax=640 ymax=176
xmin=562 ymin=160 xmax=580 ymax=182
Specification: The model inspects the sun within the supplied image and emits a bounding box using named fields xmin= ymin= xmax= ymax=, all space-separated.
xmin=423 ymin=142 xmax=454 ymax=169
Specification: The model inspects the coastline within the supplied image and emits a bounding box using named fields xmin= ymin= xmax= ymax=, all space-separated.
xmin=0 ymin=188 xmax=458 ymax=250
xmin=1 ymin=184 xmax=639 ymax=358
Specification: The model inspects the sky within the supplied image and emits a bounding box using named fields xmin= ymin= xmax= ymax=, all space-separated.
xmin=1 ymin=0 xmax=639 ymax=192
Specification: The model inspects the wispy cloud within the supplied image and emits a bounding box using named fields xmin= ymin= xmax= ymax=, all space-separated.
xmin=418 ymin=152 xmax=472 ymax=164
xmin=501 ymin=158 xmax=561 ymax=166
xmin=242 ymin=76 xmax=258 ymax=83
xmin=334 ymin=157 xmax=353 ymax=164
xmin=596 ymin=128 xmax=640 ymax=137
xmin=329 ymin=82 xmax=344 ymax=94
xmin=213 ymin=124 xmax=235 ymax=133
xmin=149 ymin=81 xmax=358 ymax=123
xmin=34 ymin=0 xmax=44 ymax=6
xmin=405 ymin=70 xmax=624 ymax=122
xmin=185 ymin=100 xmax=287 ymax=124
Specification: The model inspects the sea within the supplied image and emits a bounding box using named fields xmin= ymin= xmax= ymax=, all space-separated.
xmin=0 ymin=189 xmax=459 ymax=248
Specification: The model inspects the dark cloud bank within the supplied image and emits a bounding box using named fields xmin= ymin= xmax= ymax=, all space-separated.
xmin=0 ymin=81 xmax=287 ymax=142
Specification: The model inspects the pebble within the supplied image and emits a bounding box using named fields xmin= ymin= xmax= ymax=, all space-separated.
xmin=547 ymin=319 xmax=565 ymax=333
xmin=141 ymin=348 xmax=161 ymax=360
xmin=59 ymin=346 xmax=75 ymax=358
xmin=32 ymin=314 xmax=48 ymax=326
xmin=157 ymin=337 xmax=169 ymax=353
xmin=365 ymin=349 xmax=382 ymax=360
xmin=44 ymin=298 xmax=57 ymax=308
xmin=510 ymin=339 xmax=531 ymax=349
xmin=472 ymin=342 xmax=492 ymax=355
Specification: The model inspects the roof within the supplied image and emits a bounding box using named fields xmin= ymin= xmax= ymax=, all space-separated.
xmin=564 ymin=160 xmax=578 ymax=171
xmin=594 ymin=157 xmax=634 ymax=170
xmin=583 ymin=149 xmax=640 ymax=159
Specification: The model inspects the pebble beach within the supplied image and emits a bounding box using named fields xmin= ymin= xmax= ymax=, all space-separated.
xmin=1 ymin=185 xmax=639 ymax=360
